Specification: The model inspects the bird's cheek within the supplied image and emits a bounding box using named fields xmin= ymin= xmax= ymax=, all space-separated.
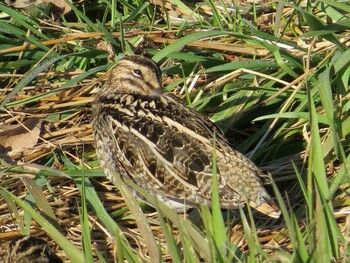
xmin=150 ymin=87 xmax=164 ymax=96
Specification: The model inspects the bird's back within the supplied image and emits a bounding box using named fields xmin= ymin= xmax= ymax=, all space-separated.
xmin=93 ymin=91 xmax=280 ymax=218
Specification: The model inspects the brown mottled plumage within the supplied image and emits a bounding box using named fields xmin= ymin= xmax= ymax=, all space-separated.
xmin=92 ymin=55 xmax=280 ymax=218
xmin=5 ymin=235 xmax=62 ymax=263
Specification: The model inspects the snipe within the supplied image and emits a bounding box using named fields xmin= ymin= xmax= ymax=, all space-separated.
xmin=92 ymin=55 xmax=280 ymax=218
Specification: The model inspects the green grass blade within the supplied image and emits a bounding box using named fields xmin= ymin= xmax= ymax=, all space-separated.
xmin=74 ymin=176 xmax=140 ymax=262
xmin=152 ymin=31 xmax=226 ymax=62
xmin=211 ymin=132 xmax=227 ymax=256
xmin=122 ymin=176 xmax=212 ymax=261
xmin=20 ymin=177 xmax=61 ymax=231
xmin=303 ymin=12 xmax=345 ymax=52
xmin=155 ymin=200 xmax=182 ymax=263
xmin=254 ymin=112 xmax=329 ymax=125
xmin=108 ymin=168 xmax=160 ymax=263
xmin=308 ymin=80 xmax=339 ymax=260
xmin=79 ymin=169 xmax=94 ymax=262
xmin=0 ymin=3 xmax=49 ymax=40
xmin=0 ymin=186 xmax=84 ymax=262
xmin=1 ymin=54 xmax=67 ymax=108
xmin=0 ymin=184 xmax=26 ymax=234
xmin=318 ymin=0 xmax=350 ymax=13
xmin=64 ymin=0 xmax=100 ymax=32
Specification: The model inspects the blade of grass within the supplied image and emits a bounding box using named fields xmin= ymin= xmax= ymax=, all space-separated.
xmin=211 ymin=131 xmax=227 ymax=256
xmin=64 ymin=0 xmax=100 ymax=32
xmin=254 ymin=112 xmax=329 ymax=125
xmin=0 ymin=184 xmax=26 ymax=234
xmin=5 ymin=63 xmax=108 ymax=109
xmin=205 ymin=0 xmax=224 ymax=30
xmin=154 ymin=200 xmax=182 ymax=263
xmin=318 ymin=0 xmax=350 ymax=13
xmin=73 ymin=175 xmax=140 ymax=262
xmin=20 ymin=177 xmax=61 ymax=231
xmin=124 ymin=2 xmax=150 ymax=22
xmin=0 ymin=3 xmax=49 ymax=40
xmin=0 ymin=54 xmax=67 ymax=108
xmin=270 ymin=179 xmax=308 ymax=261
xmin=302 ymin=12 xmax=345 ymax=52
xmin=308 ymin=77 xmax=339 ymax=260
xmin=79 ymin=167 xmax=94 ymax=262
xmin=168 ymin=0 xmax=201 ymax=21
xmin=124 ymin=176 xmax=212 ymax=262
xmin=107 ymin=166 xmax=160 ymax=263
xmin=0 ymin=186 xmax=84 ymax=262
xmin=152 ymin=31 xmax=227 ymax=63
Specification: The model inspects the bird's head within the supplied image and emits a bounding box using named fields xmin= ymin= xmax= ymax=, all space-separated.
xmin=102 ymin=55 xmax=163 ymax=96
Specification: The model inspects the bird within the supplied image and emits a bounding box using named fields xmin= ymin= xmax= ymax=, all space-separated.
xmin=5 ymin=235 xmax=62 ymax=263
xmin=92 ymin=55 xmax=280 ymax=218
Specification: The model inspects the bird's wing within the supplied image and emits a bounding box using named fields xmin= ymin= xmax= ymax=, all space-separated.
xmin=101 ymin=93 xmax=247 ymax=206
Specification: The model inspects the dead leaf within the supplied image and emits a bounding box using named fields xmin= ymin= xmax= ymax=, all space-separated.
xmin=5 ymin=0 xmax=36 ymax=9
xmin=96 ymin=41 xmax=115 ymax=62
xmin=0 ymin=118 xmax=42 ymax=159
xmin=5 ymin=0 xmax=72 ymax=16
xmin=44 ymin=0 xmax=71 ymax=15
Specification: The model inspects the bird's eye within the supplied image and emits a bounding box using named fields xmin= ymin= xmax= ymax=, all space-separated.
xmin=132 ymin=69 xmax=142 ymax=77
